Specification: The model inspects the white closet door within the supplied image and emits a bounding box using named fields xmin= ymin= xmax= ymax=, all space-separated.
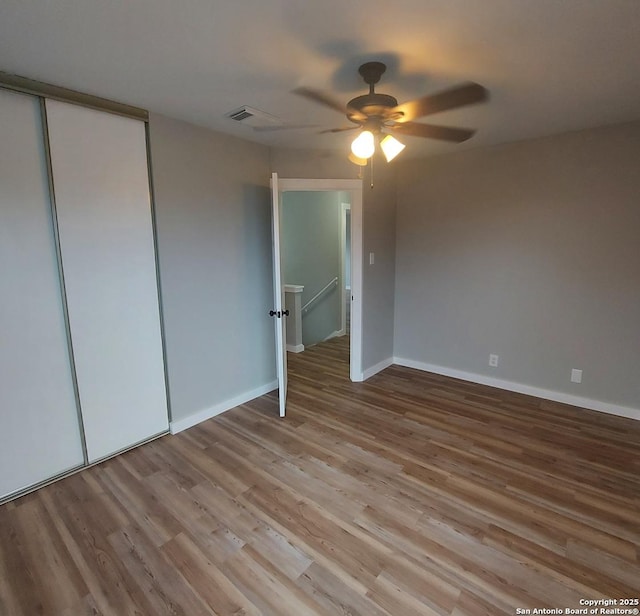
xmin=45 ymin=100 xmax=168 ymax=463
xmin=0 ymin=90 xmax=84 ymax=499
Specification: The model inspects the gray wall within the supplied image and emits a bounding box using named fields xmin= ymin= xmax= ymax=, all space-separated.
xmin=282 ymin=191 xmax=342 ymax=346
xmin=361 ymin=156 xmax=397 ymax=369
xmin=271 ymin=148 xmax=397 ymax=371
xmin=394 ymin=121 xmax=640 ymax=409
xmin=149 ymin=113 xmax=275 ymax=423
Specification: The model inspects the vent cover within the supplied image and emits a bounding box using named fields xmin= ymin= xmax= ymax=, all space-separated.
xmin=225 ymin=106 xmax=282 ymax=128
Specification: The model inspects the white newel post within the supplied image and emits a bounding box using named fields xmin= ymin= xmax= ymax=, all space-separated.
xmin=284 ymin=284 xmax=305 ymax=353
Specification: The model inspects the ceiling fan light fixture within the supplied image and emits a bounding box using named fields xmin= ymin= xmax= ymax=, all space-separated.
xmin=293 ymin=62 xmax=488 ymax=168
xmin=348 ymin=152 xmax=368 ymax=166
xmin=351 ymin=130 xmax=375 ymax=159
xmin=380 ymin=134 xmax=405 ymax=162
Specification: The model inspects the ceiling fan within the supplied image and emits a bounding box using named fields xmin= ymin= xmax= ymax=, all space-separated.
xmin=293 ymin=62 xmax=488 ymax=164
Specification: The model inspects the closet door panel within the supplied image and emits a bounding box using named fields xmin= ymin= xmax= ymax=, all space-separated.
xmin=45 ymin=100 xmax=168 ymax=463
xmin=0 ymin=89 xmax=84 ymax=499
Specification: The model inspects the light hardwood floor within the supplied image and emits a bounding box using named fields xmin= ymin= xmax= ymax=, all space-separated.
xmin=1 ymin=336 xmax=639 ymax=615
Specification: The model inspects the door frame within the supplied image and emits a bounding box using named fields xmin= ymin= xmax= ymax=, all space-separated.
xmin=276 ymin=178 xmax=363 ymax=382
xmin=340 ymin=201 xmax=351 ymax=338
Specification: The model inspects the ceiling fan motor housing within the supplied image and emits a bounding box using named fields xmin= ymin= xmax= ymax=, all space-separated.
xmin=348 ymin=62 xmax=402 ymax=124
xmin=348 ymin=93 xmax=399 ymax=116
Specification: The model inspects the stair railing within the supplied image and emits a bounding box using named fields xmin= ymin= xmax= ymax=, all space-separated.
xmin=301 ymin=277 xmax=338 ymax=315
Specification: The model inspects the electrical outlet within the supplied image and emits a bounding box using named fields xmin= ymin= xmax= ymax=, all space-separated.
xmin=489 ymin=354 xmax=499 ymax=367
xmin=571 ymin=369 xmax=582 ymax=383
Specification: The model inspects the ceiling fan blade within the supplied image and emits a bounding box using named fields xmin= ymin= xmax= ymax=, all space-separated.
xmin=390 ymin=122 xmax=476 ymax=142
xmin=393 ymin=82 xmax=488 ymax=122
xmin=292 ymin=87 xmax=349 ymax=114
xmin=319 ymin=126 xmax=360 ymax=134
xmin=293 ymin=87 xmax=367 ymax=121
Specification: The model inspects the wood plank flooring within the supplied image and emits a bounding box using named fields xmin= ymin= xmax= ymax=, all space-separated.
xmin=1 ymin=335 xmax=639 ymax=615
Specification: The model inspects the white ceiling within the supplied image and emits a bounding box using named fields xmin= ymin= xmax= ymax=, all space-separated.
xmin=1 ymin=0 xmax=639 ymax=158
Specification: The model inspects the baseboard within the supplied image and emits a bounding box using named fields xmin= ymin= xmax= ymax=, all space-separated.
xmin=393 ymin=357 xmax=640 ymax=422
xmin=286 ymin=343 xmax=305 ymax=353
xmin=362 ymin=356 xmax=394 ymax=381
xmin=323 ymin=330 xmax=343 ymax=341
xmin=170 ymin=380 xmax=278 ymax=434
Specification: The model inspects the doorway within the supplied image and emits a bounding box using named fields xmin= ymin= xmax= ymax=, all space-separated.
xmin=341 ymin=202 xmax=351 ymax=338
xmin=272 ymin=177 xmax=363 ymax=389
xmin=281 ymin=190 xmax=349 ymax=355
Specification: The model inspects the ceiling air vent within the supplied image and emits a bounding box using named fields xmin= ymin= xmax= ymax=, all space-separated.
xmin=225 ymin=106 xmax=282 ymax=129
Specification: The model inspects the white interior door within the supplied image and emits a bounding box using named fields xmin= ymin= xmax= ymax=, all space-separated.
xmin=45 ymin=99 xmax=169 ymax=462
xmin=0 ymin=89 xmax=85 ymax=500
xmin=270 ymin=172 xmax=287 ymax=417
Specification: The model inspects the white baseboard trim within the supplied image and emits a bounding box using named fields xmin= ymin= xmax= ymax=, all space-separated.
xmin=362 ymin=357 xmax=394 ymax=381
xmin=170 ymin=380 xmax=278 ymax=434
xmin=286 ymin=343 xmax=305 ymax=353
xmin=393 ymin=357 xmax=640 ymax=422
xmin=324 ymin=329 xmax=343 ymax=342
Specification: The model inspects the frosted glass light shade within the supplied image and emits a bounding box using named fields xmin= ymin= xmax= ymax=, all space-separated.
xmin=348 ymin=152 xmax=368 ymax=166
xmin=351 ymin=130 xmax=375 ymax=159
xmin=380 ymin=134 xmax=405 ymax=162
